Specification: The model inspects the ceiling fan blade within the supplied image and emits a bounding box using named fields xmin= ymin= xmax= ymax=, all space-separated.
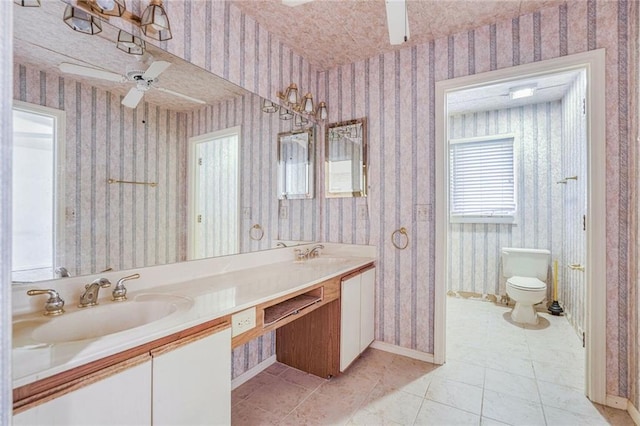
xmin=59 ymin=63 xmax=125 ymax=83
xmin=142 ymin=61 xmax=171 ymax=80
xmin=156 ymin=87 xmax=206 ymax=105
xmin=122 ymin=88 xmax=145 ymax=108
xmin=385 ymin=0 xmax=410 ymax=45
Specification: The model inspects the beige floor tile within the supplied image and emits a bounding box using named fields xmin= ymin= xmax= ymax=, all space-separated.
xmin=484 ymin=368 xmax=540 ymax=402
xmin=279 ymin=366 xmax=326 ymax=390
xmin=231 ymin=400 xmax=281 ymax=426
xmin=232 ymin=371 xmax=280 ymax=400
xmin=289 ymin=390 xmax=360 ymax=426
xmin=594 ymin=404 xmax=638 ymax=426
xmin=317 ymin=369 xmax=379 ymax=405
xmin=414 ymin=400 xmax=481 ymax=426
xmin=425 ymin=377 xmax=483 ymax=415
xmin=263 ymin=361 xmax=288 ymax=376
xmin=537 ymin=380 xmax=603 ymax=418
xmin=361 ymin=387 xmax=424 ymax=425
xmin=482 ymin=389 xmax=545 ymax=426
xmin=542 ymin=405 xmax=611 ymax=425
xmin=244 ymin=375 xmax=312 ymax=417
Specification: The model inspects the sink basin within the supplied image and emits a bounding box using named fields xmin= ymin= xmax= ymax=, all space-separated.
xmin=14 ymin=294 xmax=192 ymax=347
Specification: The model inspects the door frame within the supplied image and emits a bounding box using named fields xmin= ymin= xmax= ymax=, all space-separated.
xmin=434 ymin=49 xmax=606 ymax=404
xmin=187 ymin=125 xmax=242 ymax=260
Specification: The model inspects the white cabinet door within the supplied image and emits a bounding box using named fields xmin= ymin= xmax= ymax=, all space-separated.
xmin=14 ymin=359 xmax=152 ymax=426
xmin=152 ymin=326 xmax=231 ymax=426
xmin=340 ymin=274 xmax=362 ymax=371
xmin=359 ymin=267 xmax=376 ymax=352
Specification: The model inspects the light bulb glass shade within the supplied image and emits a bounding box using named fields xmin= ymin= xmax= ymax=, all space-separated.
xmin=286 ymin=83 xmax=298 ymax=105
xmin=14 ymin=0 xmax=41 ymax=6
xmin=262 ymin=99 xmax=279 ymax=113
xmin=294 ymin=114 xmax=309 ymax=127
xmin=279 ymin=108 xmax=294 ymax=120
xmin=116 ymin=30 xmax=145 ymax=55
xmin=316 ymin=102 xmax=328 ymax=120
xmin=91 ymin=0 xmax=126 ymax=17
xmin=302 ymin=93 xmax=314 ymax=114
xmin=63 ymin=5 xmax=102 ymax=35
xmin=141 ymin=0 xmax=172 ymax=41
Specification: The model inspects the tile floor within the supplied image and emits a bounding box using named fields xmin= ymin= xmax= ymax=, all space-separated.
xmin=231 ymin=297 xmax=635 ymax=425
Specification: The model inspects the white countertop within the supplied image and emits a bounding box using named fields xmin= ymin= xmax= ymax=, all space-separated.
xmin=12 ymin=246 xmax=375 ymax=389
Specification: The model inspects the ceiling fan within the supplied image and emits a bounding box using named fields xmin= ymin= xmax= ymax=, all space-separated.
xmin=58 ymin=61 xmax=206 ymax=108
xmin=282 ymin=0 xmax=409 ymax=46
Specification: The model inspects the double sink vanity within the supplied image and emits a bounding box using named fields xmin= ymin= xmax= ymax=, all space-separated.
xmin=11 ymin=243 xmax=376 ymax=425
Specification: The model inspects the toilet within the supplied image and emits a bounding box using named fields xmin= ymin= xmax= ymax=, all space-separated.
xmin=501 ymin=247 xmax=551 ymax=325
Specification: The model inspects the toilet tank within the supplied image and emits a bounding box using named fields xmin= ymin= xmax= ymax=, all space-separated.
xmin=501 ymin=247 xmax=550 ymax=281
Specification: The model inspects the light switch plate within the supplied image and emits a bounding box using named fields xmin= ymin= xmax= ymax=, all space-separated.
xmin=231 ymin=307 xmax=256 ymax=337
xmin=416 ymin=204 xmax=429 ymax=222
xmin=242 ymin=207 xmax=252 ymax=219
xmin=279 ymin=205 xmax=288 ymax=220
xmin=357 ymin=205 xmax=368 ymax=221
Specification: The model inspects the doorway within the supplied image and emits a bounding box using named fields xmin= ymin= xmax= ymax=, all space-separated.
xmin=434 ymin=50 xmax=606 ymax=404
xmin=188 ymin=126 xmax=241 ymax=260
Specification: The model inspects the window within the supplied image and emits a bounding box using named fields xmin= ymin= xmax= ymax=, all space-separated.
xmin=449 ymin=134 xmax=516 ymax=223
xmin=12 ymin=102 xmax=65 ymax=281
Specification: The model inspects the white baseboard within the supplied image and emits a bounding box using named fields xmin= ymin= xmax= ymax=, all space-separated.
xmin=606 ymin=394 xmax=629 ymax=410
xmin=370 ymin=341 xmax=435 ymax=363
xmin=231 ymin=355 xmax=276 ymax=390
xmin=627 ymin=401 xmax=640 ymax=425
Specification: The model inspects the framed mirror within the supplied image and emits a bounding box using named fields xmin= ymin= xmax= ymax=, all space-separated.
xmin=325 ymin=118 xmax=367 ymax=198
xmin=277 ymin=128 xmax=314 ymax=199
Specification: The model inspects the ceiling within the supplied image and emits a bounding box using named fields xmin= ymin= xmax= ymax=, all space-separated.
xmin=13 ymin=0 xmax=248 ymax=111
xmin=232 ymin=0 xmax=567 ymax=71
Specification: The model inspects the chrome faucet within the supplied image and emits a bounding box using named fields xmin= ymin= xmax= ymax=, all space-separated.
xmin=55 ymin=267 xmax=71 ymax=278
xmin=78 ymin=278 xmax=111 ymax=308
xmin=309 ymin=244 xmax=325 ymax=258
xmin=27 ymin=289 xmax=65 ymax=316
xmin=276 ymin=242 xmax=288 ymax=248
xmin=112 ymin=273 xmax=140 ymax=302
xmin=294 ymin=248 xmax=310 ymax=261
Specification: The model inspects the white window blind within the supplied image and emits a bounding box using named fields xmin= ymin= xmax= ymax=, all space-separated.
xmin=450 ymin=135 xmax=516 ymax=221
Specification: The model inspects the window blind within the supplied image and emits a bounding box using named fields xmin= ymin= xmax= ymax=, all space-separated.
xmin=450 ymin=136 xmax=516 ymax=217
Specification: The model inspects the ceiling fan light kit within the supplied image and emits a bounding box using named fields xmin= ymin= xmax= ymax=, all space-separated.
xmin=63 ymin=5 xmax=103 ymax=35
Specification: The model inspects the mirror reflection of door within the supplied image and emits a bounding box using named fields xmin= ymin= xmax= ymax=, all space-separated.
xmin=188 ymin=126 xmax=240 ymax=260
xmin=12 ymin=102 xmax=65 ymax=282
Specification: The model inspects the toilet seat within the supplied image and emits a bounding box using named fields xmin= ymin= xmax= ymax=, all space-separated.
xmin=507 ymin=276 xmax=546 ymax=291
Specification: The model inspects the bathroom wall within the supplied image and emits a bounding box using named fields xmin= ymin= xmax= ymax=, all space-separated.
xmin=446 ymin=101 xmax=565 ymax=299
xmin=13 ymin=63 xmax=188 ymax=277
xmin=560 ymin=71 xmax=587 ymax=339
xmin=184 ymin=93 xmax=320 ymax=378
xmin=317 ymin=0 xmax=637 ymax=398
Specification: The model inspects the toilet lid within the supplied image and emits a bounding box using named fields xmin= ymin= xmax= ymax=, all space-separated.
xmin=508 ymin=276 xmax=546 ymax=291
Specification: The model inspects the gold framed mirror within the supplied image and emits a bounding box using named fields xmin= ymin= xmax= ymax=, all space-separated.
xmin=325 ymin=118 xmax=367 ymax=198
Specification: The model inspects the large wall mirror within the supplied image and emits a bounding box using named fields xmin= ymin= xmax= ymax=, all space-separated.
xmin=277 ymin=128 xmax=314 ymax=200
xmin=325 ymin=118 xmax=367 ymax=198
xmin=12 ymin=1 xmax=315 ymax=283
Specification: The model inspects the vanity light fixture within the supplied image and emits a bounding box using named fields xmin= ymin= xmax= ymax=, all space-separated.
xmin=63 ymin=5 xmax=102 ymax=35
xmin=89 ymin=0 xmax=126 ymax=17
xmin=294 ymin=113 xmax=309 ymax=127
xmin=509 ymin=85 xmax=537 ymax=100
xmin=279 ymin=108 xmax=294 ymax=121
xmin=140 ymin=0 xmax=173 ymax=41
xmin=116 ymin=30 xmax=145 ymax=55
xmin=14 ymin=0 xmax=41 ymax=7
xmin=262 ymin=99 xmax=279 ymax=113
xmin=316 ymin=102 xmax=328 ymax=121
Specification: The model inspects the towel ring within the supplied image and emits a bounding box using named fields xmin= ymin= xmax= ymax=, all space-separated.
xmin=249 ymin=224 xmax=264 ymax=241
xmin=391 ymin=227 xmax=409 ymax=250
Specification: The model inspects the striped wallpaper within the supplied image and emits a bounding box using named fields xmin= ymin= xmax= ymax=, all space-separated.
xmin=13 ymin=63 xmax=187 ymax=278
xmin=316 ymin=0 xmax=637 ymax=399
xmin=184 ymin=93 xmax=319 ymax=378
xmin=446 ymin=101 xmax=565 ymax=300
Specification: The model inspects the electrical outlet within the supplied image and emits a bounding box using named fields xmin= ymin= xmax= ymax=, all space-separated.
xmin=231 ymin=307 xmax=256 ymax=337
xmin=416 ymin=204 xmax=429 ymax=222
xmin=279 ymin=205 xmax=288 ymax=220
xmin=242 ymin=207 xmax=252 ymax=219
xmin=357 ymin=205 xmax=368 ymax=221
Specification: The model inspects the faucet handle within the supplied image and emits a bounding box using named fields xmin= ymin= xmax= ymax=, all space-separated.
xmin=27 ymin=289 xmax=65 ymax=316
xmin=89 ymin=278 xmax=112 ymax=289
xmin=112 ymin=273 xmax=140 ymax=302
